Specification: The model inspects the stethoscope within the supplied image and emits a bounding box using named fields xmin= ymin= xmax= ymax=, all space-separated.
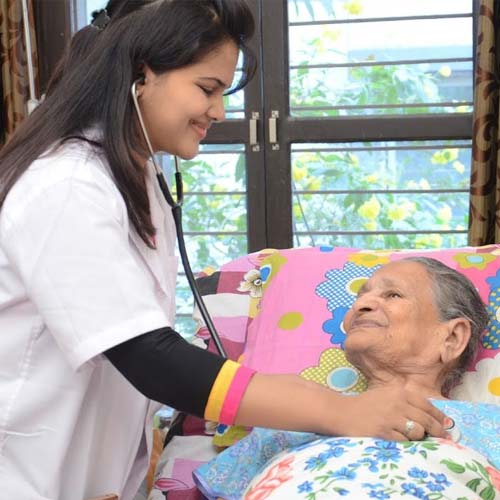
xmin=131 ymin=80 xmax=227 ymax=358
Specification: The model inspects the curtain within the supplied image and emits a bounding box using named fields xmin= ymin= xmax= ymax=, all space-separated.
xmin=0 ymin=0 xmax=38 ymax=144
xmin=469 ymin=0 xmax=500 ymax=245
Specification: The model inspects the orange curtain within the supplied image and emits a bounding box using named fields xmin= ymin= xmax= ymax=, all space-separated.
xmin=469 ymin=0 xmax=500 ymax=245
xmin=0 ymin=0 xmax=38 ymax=144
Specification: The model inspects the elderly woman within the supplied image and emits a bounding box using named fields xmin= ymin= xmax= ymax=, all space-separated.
xmin=193 ymin=257 xmax=500 ymax=500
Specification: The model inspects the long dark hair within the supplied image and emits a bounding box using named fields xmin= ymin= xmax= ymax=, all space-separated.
xmin=0 ymin=0 xmax=255 ymax=247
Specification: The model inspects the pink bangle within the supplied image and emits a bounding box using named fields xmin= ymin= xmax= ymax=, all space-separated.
xmin=219 ymin=365 xmax=256 ymax=425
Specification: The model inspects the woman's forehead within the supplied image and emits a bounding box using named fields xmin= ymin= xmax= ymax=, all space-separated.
xmin=366 ymin=261 xmax=432 ymax=290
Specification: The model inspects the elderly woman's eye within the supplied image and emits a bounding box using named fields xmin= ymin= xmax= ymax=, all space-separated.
xmin=387 ymin=291 xmax=402 ymax=299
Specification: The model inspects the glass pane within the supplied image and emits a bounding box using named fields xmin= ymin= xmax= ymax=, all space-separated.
xmin=173 ymin=146 xmax=248 ymax=335
xmin=288 ymin=1 xmax=472 ymax=117
xmin=291 ymin=141 xmax=471 ymax=191
xmin=291 ymin=140 xmax=471 ymax=250
xmin=290 ymin=60 xmax=472 ymax=116
xmin=288 ymin=0 xmax=471 ymax=23
xmin=290 ymin=18 xmax=472 ymax=67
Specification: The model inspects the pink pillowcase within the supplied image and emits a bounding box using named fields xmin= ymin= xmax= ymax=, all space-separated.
xmin=237 ymin=246 xmax=500 ymax=404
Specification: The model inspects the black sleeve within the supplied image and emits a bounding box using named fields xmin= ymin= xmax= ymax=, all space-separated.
xmin=104 ymin=327 xmax=226 ymax=418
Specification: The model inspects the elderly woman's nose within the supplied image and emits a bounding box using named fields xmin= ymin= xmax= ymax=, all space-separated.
xmin=352 ymin=293 xmax=377 ymax=311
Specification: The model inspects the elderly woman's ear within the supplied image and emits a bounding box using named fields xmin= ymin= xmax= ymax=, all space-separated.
xmin=439 ymin=318 xmax=471 ymax=365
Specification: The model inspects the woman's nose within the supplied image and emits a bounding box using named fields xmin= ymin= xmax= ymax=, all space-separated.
xmin=208 ymin=96 xmax=225 ymax=122
xmin=352 ymin=293 xmax=377 ymax=312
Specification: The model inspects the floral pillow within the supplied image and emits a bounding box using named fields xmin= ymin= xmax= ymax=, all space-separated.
xmin=243 ymin=434 xmax=500 ymax=500
xmin=238 ymin=245 xmax=500 ymax=404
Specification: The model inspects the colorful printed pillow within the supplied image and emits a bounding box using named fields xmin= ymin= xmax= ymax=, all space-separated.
xmin=238 ymin=245 xmax=500 ymax=405
xmin=193 ymin=249 xmax=277 ymax=361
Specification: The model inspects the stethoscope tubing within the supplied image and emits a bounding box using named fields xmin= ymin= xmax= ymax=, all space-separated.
xmin=131 ymin=80 xmax=228 ymax=358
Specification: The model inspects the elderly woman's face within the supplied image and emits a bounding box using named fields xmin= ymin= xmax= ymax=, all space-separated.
xmin=343 ymin=261 xmax=446 ymax=371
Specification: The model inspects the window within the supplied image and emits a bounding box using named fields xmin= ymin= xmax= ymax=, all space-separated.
xmin=264 ymin=0 xmax=473 ymax=249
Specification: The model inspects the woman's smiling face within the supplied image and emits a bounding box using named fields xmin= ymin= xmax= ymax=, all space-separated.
xmin=137 ymin=40 xmax=239 ymax=159
xmin=343 ymin=260 xmax=446 ymax=373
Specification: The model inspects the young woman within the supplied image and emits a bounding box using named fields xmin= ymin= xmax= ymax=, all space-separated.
xmin=0 ymin=1 xmax=446 ymax=499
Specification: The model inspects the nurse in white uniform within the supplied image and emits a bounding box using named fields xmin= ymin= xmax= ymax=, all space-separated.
xmin=0 ymin=1 xmax=447 ymax=499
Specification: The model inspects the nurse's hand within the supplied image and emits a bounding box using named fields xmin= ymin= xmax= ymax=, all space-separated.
xmin=334 ymin=385 xmax=447 ymax=441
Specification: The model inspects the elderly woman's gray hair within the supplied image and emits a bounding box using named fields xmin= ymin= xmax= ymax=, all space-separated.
xmin=402 ymin=256 xmax=489 ymax=394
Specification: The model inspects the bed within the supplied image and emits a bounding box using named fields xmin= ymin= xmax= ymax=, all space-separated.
xmin=147 ymin=244 xmax=500 ymax=499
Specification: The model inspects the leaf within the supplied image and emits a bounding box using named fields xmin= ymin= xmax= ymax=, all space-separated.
xmin=421 ymin=442 xmax=439 ymax=451
xmin=474 ymin=460 xmax=491 ymax=481
xmin=466 ymin=463 xmax=478 ymax=472
xmin=441 ymin=459 xmax=466 ymax=474
xmin=466 ymin=478 xmax=481 ymax=491
xmin=480 ymin=486 xmax=495 ymax=500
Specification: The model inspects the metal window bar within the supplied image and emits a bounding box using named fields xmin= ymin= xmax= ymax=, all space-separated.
xmin=292 ymin=189 xmax=469 ymax=195
xmin=183 ymin=231 xmax=247 ymax=236
xmin=289 ymin=13 xmax=472 ymax=27
xmin=291 ymin=102 xmax=473 ymax=112
xmin=295 ymin=230 xmax=467 ymax=236
xmin=291 ymin=144 xmax=471 ymax=153
xmin=290 ymin=58 xmax=472 ymax=70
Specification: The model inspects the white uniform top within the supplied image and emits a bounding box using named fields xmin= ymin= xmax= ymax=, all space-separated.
xmin=0 ymin=137 xmax=178 ymax=500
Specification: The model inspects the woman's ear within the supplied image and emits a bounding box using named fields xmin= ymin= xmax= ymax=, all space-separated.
xmin=134 ymin=64 xmax=152 ymax=97
xmin=440 ymin=318 xmax=471 ymax=365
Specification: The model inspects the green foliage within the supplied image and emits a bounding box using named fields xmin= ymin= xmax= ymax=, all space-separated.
xmin=288 ymin=0 xmax=471 ymax=249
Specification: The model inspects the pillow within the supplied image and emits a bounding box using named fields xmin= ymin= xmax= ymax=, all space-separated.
xmin=239 ymin=245 xmax=500 ymax=405
xmin=194 ymin=400 xmax=500 ymax=500
xmin=243 ymin=431 xmax=500 ymax=500
xmin=193 ymin=248 xmax=277 ymax=361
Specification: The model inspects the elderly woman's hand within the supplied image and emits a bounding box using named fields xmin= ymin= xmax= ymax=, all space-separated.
xmin=334 ymin=385 xmax=448 ymax=441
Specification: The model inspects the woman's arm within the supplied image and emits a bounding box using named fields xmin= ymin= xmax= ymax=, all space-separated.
xmin=237 ymin=373 xmax=447 ymax=440
xmin=105 ymin=328 xmax=446 ymax=440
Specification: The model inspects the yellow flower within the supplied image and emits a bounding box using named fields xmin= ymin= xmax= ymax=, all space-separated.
xmin=423 ymin=83 xmax=435 ymax=99
xmin=453 ymin=161 xmax=465 ymax=174
xmin=456 ymin=105 xmax=471 ymax=113
xmin=348 ymin=153 xmax=360 ymax=167
xmin=431 ymin=148 xmax=459 ymax=164
xmin=292 ymin=165 xmax=307 ymax=182
xmin=437 ymin=205 xmax=452 ymax=223
xmin=349 ymin=252 xmax=390 ymax=267
xmin=454 ymin=252 xmax=496 ymax=270
xmin=357 ymin=195 xmax=380 ymax=220
xmin=387 ymin=201 xmax=414 ymax=221
xmin=342 ymin=0 xmax=363 ymax=16
xmin=415 ymin=234 xmax=442 ymax=248
xmin=363 ymin=173 xmax=379 ymax=184
xmin=322 ymin=28 xmax=340 ymax=43
xmin=438 ymin=65 xmax=452 ymax=78
xmin=363 ymin=221 xmax=377 ymax=231
xmin=307 ymin=178 xmax=321 ymax=191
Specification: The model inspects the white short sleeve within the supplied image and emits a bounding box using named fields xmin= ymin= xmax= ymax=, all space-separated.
xmin=0 ymin=153 xmax=170 ymax=370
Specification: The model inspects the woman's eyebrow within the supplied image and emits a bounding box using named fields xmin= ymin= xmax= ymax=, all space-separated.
xmin=198 ymin=76 xmax=230 ymax=88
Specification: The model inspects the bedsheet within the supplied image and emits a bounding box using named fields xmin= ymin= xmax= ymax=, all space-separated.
xmin=193 ymin=400 xmax=500 ymax=500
